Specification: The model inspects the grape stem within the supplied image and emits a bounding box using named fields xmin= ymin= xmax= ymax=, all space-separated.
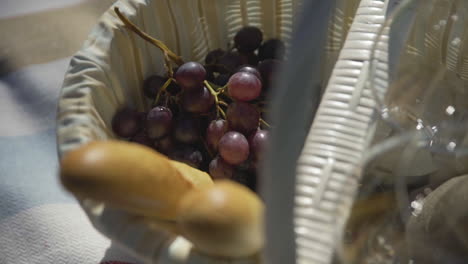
xmin=114 ymin=7 xmax=184 ymax=66
xmin=217 ymin=106 xmax=227 ymax=119
xmin=217 ymin=85 xmax=228 ymax=95
xmin=164 ymin=52 xmax=174 ymax=77
xmin=154 ymin=78 xmax=174 ymax=106
xmin=205 ymin=80 xmax=226 ymax=119
xmin=260 ymin=118 xmax=271 ymax=128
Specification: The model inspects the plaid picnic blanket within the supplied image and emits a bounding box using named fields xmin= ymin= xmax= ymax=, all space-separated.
xmin=0 ymin=1 xmax=139 ymax=263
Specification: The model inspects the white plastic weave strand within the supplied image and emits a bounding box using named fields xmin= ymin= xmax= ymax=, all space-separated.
xmin=294 ymin=1 xmax=388 ymax=263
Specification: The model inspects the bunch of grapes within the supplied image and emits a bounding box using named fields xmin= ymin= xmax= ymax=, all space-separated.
xmin=111 ymin=22 xmax=285 ymax=192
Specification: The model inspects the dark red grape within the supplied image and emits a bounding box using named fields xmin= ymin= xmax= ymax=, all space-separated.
xmin=226 ymin=101 xmax=260 ymax=135
xmin=206 ymin=119 xmax=229 ymax=151
xmin=240 ymin=52 xmax=259 ymax=66
xmin=209 ymin=156 xmax=234 ymax=179
xmin=198 ymin=111 xmax=218 ymax=132
xmin=166 ymin=81 xmax=181 ymax=95
xmin=257 ymin=59 xmax=280 ymax=91
xmin=154 ymin=135 xmax=174 ymax=154
xmin=146 ymin=106 xmax=173 ymax=139
xmin=258 ymin=39 xmax=285 ymax=61
xmin=180 ymin=86 xmax=215 ymax=113
xmin=213 ymin=73 xmax=231 ymax=86
xmin=218 ymin=52 xmax=243 ymax=73
xmin=169 ymin=146 xmax=204 ymax=168
xmin=143 ymin=75 xmax=166 ymax=99
xmin=174 ymin=117 xmax=200 ymax=144
xmin=137 ymin=111 xmax=147 ymax=124
xmin=112 ymin=107 xmax=141 ymax=138
xmin=131 ymin=131 xmax=153 ymax=148
xmin=233 ymin=169 xmax=257 ymax=192
xmin=237 ymin=66 xmax=261 ymax=80
xmin=175 ymin=62 xmax=206 ymax=90
xmin=205 ymin=48 xmax=226 ymax=65
xmin=234 ymin=26 xmax=263 ymax=53
xmin=205 ymin=68 xmax=215 ymax=82
xmin=228 ymin=72 xmax=262 ymax=101
xmin=218 ymin=131 xmax=250 ymax=165
xmin=249 ymin=129 xmax=269 ymax=160
xmin=184 ymin=149 xmax=204 ymax=168
xmin=236 ymin=158 xmax=252 ymax=171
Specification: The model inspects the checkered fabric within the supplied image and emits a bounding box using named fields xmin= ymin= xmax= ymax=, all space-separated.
xmin=0 ymin=1 xmax=139 ymax=263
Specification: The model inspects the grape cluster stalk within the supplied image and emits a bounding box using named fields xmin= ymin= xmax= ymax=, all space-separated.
xmin=111 ymin=8 xmax=285 ymax=192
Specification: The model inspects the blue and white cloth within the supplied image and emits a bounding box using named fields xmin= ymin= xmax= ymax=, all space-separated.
xmin=0 ymin=1 xmax=139 ymax=263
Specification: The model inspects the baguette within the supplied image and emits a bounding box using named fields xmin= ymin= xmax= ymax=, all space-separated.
xmin=60 ymin=140 xmax=213 ymax=220
xmin=177 ymin=180 xmax=264 ymax=258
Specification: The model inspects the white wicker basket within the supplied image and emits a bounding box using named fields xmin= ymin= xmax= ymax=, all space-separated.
xmin=290 ymin=0 xmax=389 ymax=263
xmin=56 ymin=0 xmax=378 ymax=263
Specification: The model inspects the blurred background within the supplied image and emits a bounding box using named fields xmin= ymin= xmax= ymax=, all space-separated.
xmin=0 ymin=1 xmax=145 ymax=263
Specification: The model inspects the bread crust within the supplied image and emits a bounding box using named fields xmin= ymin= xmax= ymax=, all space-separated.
xmin=177 ymin=180 xmax=264 ymax=257
xmin=60 ymin=140 xmax=212 ymax=220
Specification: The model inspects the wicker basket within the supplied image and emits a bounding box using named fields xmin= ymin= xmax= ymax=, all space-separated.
xmin=56 ymin=0 xmax=370 ymax=263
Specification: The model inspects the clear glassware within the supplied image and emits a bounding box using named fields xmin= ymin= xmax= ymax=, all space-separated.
xmin=338 ymin=0 xmax=468 ymax=263
xmin=339 ymin=121 xmax=468 ymax=264
xmin=369 ymin=0 xmax=468 ymax=134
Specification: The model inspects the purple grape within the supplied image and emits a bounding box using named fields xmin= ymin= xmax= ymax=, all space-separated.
xmin=237 ymin=66 xmax=261 ymax=80
xmin=240 ymin=52 xmax=259 ymax=66
xmin=184 ymin=149 xmax=204 ymax=168
xmin=218 ymin=131 xmax=250 ymax=165
xmin=218 ymin=52 xmax=243 ymax=73
xmin=213 ymin=74 xmax=231 ymax=86
xmin=174 ymin=117 xmax=200 ymax=144
xmin=131 ymin=131 xmax=153 ymax=148
xmin=257 ymin=59 xmax=281 ymax=91
xmin=226 ymin=101 xmax=260 ymax=135
xmin=228 ymin=72 xmax=262 ymax=101
xmin=154 ymin=135 xmax=174 ymax=154
xmin=198 ymin=110 xmax=218 ymax=129
xmin=170 ymin=146 xmax=204 ymax=168
xmin=205 ymin=68 xmax=215 ymax=82
xmin=233 ymin=169 xmax=257 ymax=192
xmin=137 ymin=111 xmax=147 ymax=124
xmin=146 ymin=106 xmax=173 ymax=139
xmin=112 ymin=107 xmax=141 ymax=138
xmin=209 ymin=156 xmax=234 ymax=179
xmin=234 ymin=26 xmax=263 ymax=53
xmin=258 ymin=39 xmax=285 ymax=61
xmin=205 ymin=49 xmax=226 ymax=65
xmin=166 ymin=81 xmax=181 ymax=95
xmin=249 ymin=129 xmax=269 ymax=160
xmin=180 ymin=86 xmax=215 ymax=113
xmin=206 ymin=119 xmax=229 ymax=151
xmin=236 ymin=158 xmax=252 ymax=171
xmin=175 ymin=62 xmax=206 ymax=90
xmin=143 ymin=75 xmax=166 ymax=99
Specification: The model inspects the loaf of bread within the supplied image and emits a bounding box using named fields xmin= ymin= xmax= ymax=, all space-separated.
xmin=60 ymin=140 xmax=213 ymax=220
xmin=177 ymin=180 xmax=264 ymax=258
xmin=60 ymin=141 xmax=265 ymax=258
